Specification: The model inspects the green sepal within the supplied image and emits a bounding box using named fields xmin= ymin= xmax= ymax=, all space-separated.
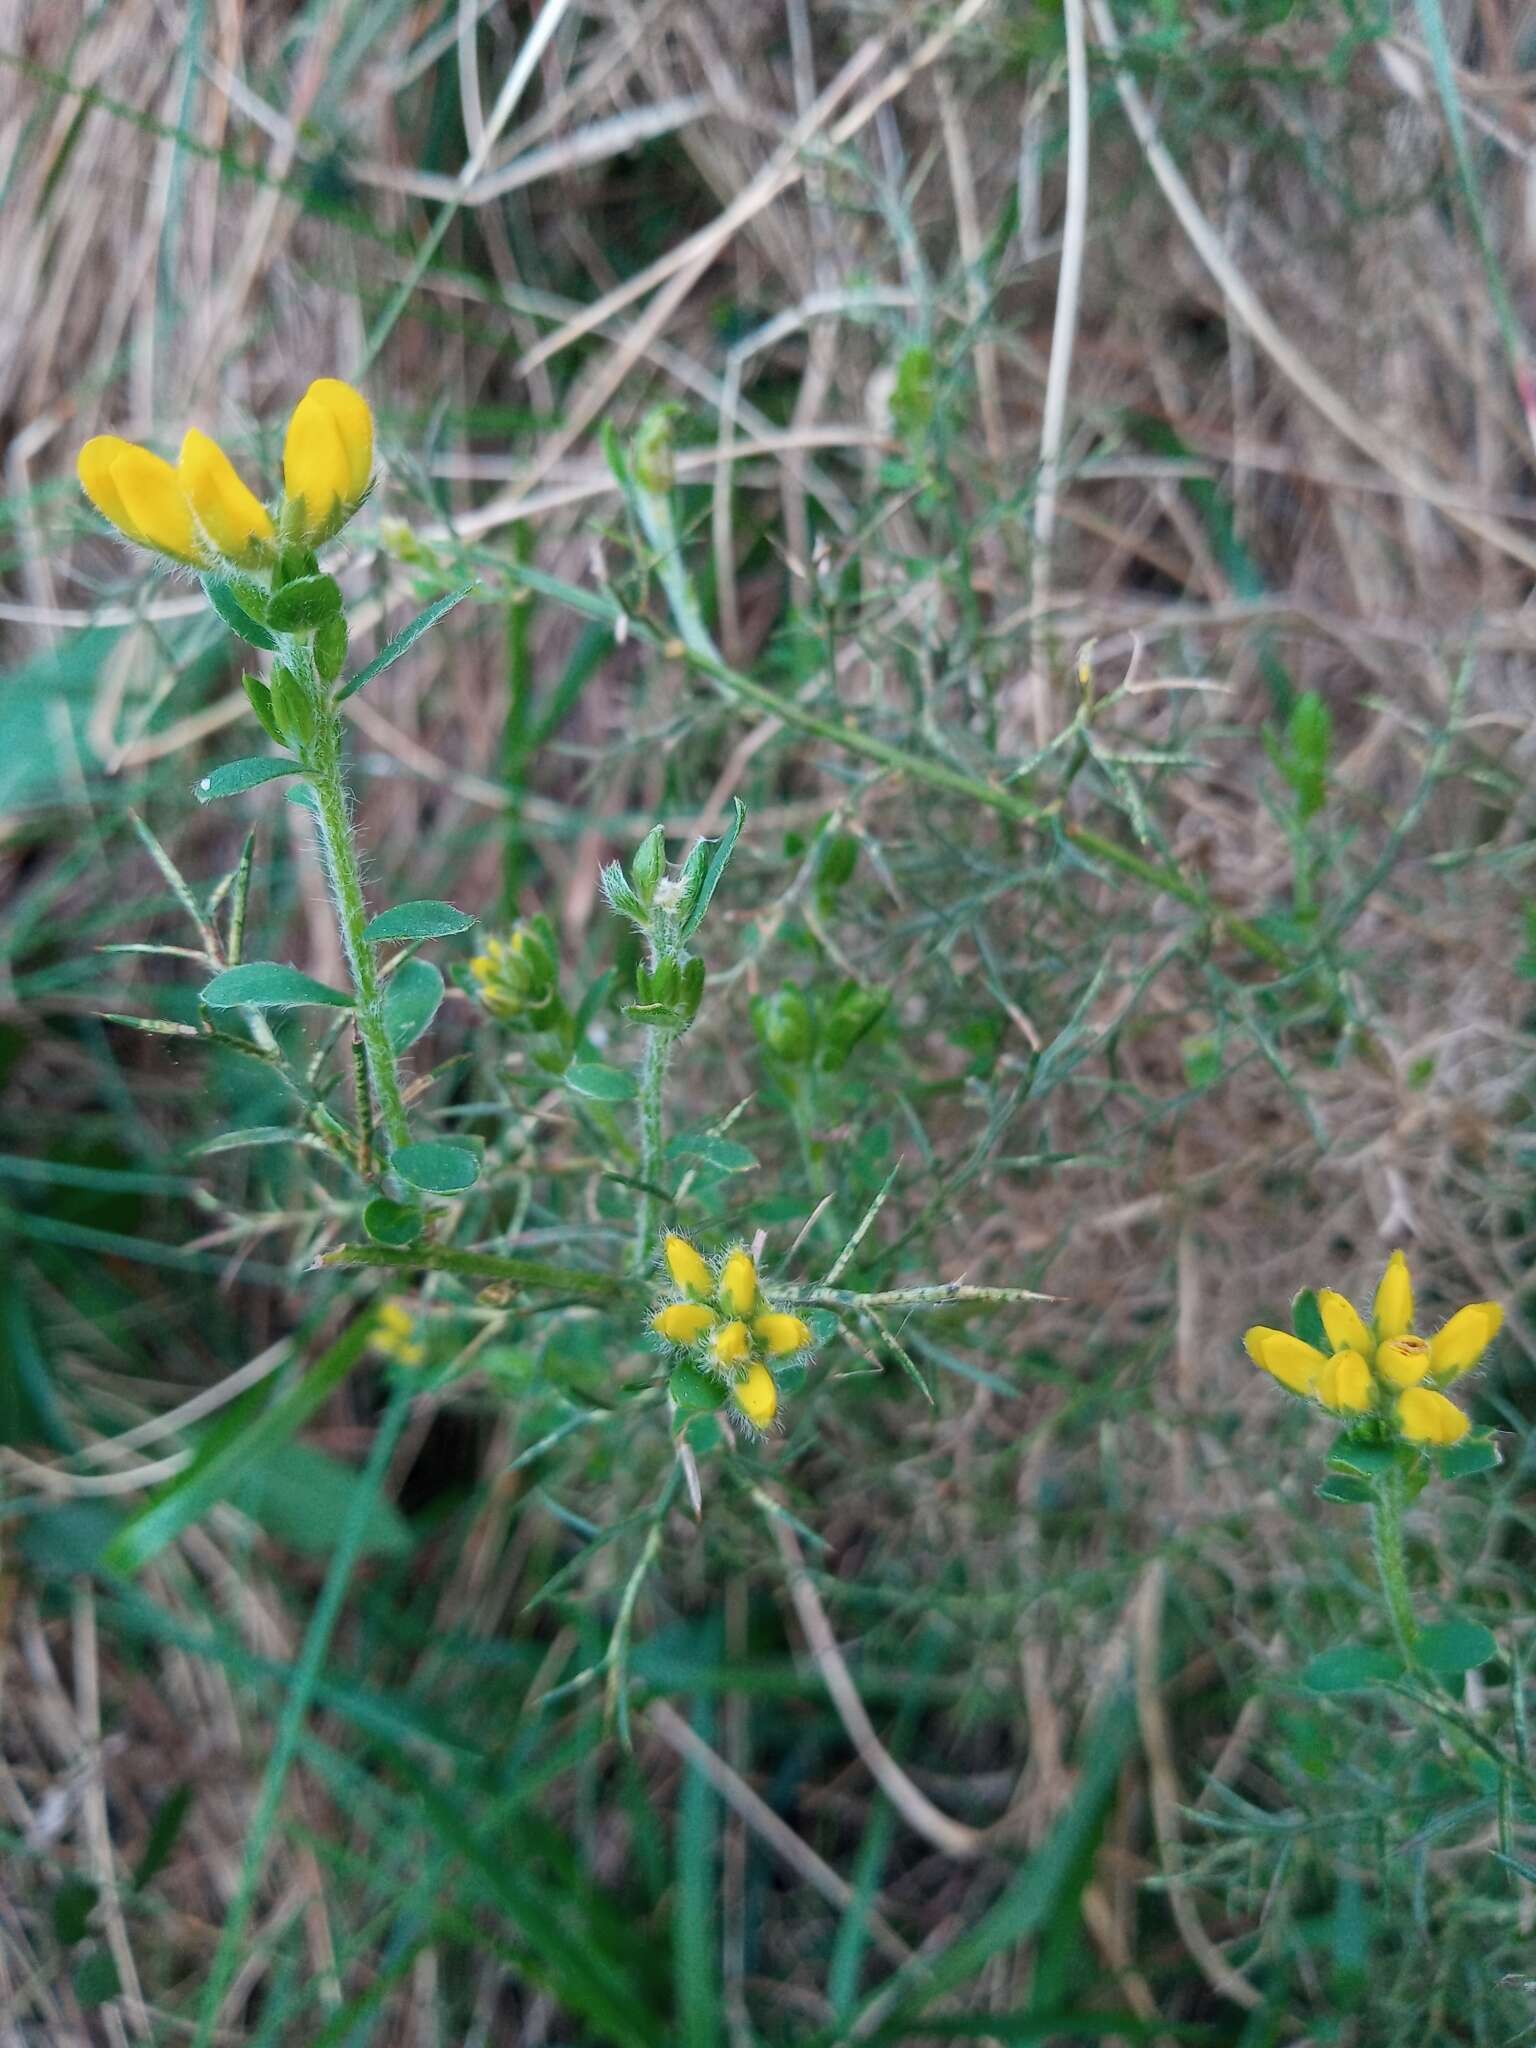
xmin=267 ymin=573 xmax=343 ymax=633
xmin=629 ymin=825 xmax=667 ymax=907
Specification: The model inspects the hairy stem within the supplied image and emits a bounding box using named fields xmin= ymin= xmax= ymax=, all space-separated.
xmin=1371 ymin=1465 xmax=1420 ymax=1666
xmin=306 ymin=705 xmax=410 ymax=1152
xmin=633 ymin=1025 xmax=671 ymax=1270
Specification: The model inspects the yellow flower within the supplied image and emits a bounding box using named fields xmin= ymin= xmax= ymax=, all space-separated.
xmin=665 ymin=1234 xmax=714 ymax=1298
xmin=78 ymin=436 xmax=202 ymax=563
xmin=179 ymin=427 xmax=274 ymax=563
xmin=653 ymin=1301 xmax=718 ymax=1345
xmin=1318 ymin=1289 xmax=1373 ymax=1359
xmin=719 ymin=1250 xmax=757 ymax=1318
xmin=754 ymin=1311 xmax=812 ymax=1357
xmin=1374 ymin=1249 xmax=1414 ymax=1341
xmin=732 ymin=1361 xmax=778 ymax=1431
xmin=1396 ymin=1386 xmax=1470 ymax=1446
xmin=283 ymin=378 xmax=374 ymax=539
xmin=1429 ymin=1302 xmax=1503 ymax=1381
xmin=373 ymin=1299 xmax=426 ymax=1368
xmin=1316 ymin=1350 xmax=1372 ymax=1414
xmin=1243 ymin=1326 xmax=1326 ymax=1396
xmin=712 ymin=1320 xmax=751 ymax=1368
xmin=1376 ymin=1335 xmax=1432 ymax=1390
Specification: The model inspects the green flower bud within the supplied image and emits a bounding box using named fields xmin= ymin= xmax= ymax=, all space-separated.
xmin=753 ymin=984 xmax=813 ymax=1064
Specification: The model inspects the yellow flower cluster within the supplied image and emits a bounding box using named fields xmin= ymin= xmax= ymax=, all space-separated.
xmin=652 ymin=1235 xmax=812 ymax=1432
xmin=372 ymin=1299 xmax=426 ymax=1369
xmin=77 ymin=378 xmax=373 ymax=567
xmin=468 ymin=922 xmax=561 ymax=1028
xmin=1245 ymin=1250 xmax=1502 ymax=1447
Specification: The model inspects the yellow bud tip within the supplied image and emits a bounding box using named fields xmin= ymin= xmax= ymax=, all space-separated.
xmin=754 ymin=1311 xmax=812 ymax=1357
xmin=1376 ymin=1335 xmax=1432 ymax=1390
xmin=1374 ymin=1249 xmax=1414 ymax=1341
xmin=283 ymin=378 xmax=373 ymax=536
xmin=1242 ymin=1326 xmax=1326 ymax=1396
xmin=1316 ymin=1350 xmax=1373 ymax=1415
xmin=719 ymin=1250 xmax=758 ymax=1318
xmin=732 ymin=1361 xmax=778 ymax=1430
xmin=1396 ymin=1386 xmax=1470 ymax=1446
xmin=1429 ymin=1302 xmax=1503 ymax=1381
xmin=178 ymin=427 xmax=274 ymax=561
xmin=652 ymin=1301 xmax=717 ymax=1346
xmin=664 ymin=1234 xmax=714 ymax=1298
xmin=77 ymin=435 xmax=141 ymax=538
xmin=1317 ymin=1289 xmax=1373 ymax=1360
xmin=713 ymin=1320 xmax=751 ymax=1367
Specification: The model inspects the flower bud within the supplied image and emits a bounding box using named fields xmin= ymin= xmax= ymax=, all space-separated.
xmin=1429 ymin=1303 xmax=1503 ymax=1381
xmin=1315 ymin=1350 xmax=1372 ymax=1415
xmin=653 ymin=1302 xmax=718 ymax=1346
xmin=1317 ymin=1289 xmax=1372 ymax=1360
xmin=1242 ymin=1326 xmax=1325 ymax=1396
xmin=1395 ymin=1386 xmax=1470 ymax=1446
xmin=731 ymin=1361 xmax=778 ymax=1431
xmin=719 ymin=1251 xmax=757 ymax=1318
xmin=712 ymin=1320 xmax=751 ymax=1368
xmin=1374 ymin=1249 xmax=1414 ymax=1341
xmin=79 ymin=437 xmax=202 ymax=563
xmin=664 ymin=1234 xmax=713 ymax=1298
xmin=754 ymin=1312 xmax=812 ymax=1357
xmin=283 ymin=378 xmax=373 ymax=542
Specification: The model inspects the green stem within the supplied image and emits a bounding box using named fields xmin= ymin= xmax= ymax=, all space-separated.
xmin=1371 ymin=1466 xmax=1420 ymax=1666
xmin=633 ymin=1025 xmax=671 ymax=1270
xmin=317 ymin=1241 xmax=632 ymax=1300
xmin=307 ymin=709 xmax=410 ymax=1153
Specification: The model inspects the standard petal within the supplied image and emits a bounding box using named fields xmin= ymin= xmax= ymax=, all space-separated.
xmin=754 ymin=1312 xmax=812 ymax=1357
xmin=731 ymin=1361 xmax=778 ymax=1430
xmin=1376 ymin=1336 xmax=1432 ymax=1389
xmin=109 ymin=447 xmax=201 ymax=562
xmin=719 ymin=1250 xmax=758 ymax=1318
xmin=653 ymin=1301 xmax=718 ymax=1345
xmin=77 ymin=435 xmax=142 ymax=538
xmin=1429 ymin=1303 xmax=1503 ymax=1381
xmin=1316 ymin=1350 xmax=1372 ymax=1414
xmin=283 ymin=385 xmax=352 ymax=531
xmin=179 ymin=428 xmax=274 ymax=560
xmin=308 ymin=377 xmax=374 ymax=499
xmin=663 ymin=1234 xmax=713 ymax=1297
xmin=1318 ymin=1289 xmax=1372 ymax=1358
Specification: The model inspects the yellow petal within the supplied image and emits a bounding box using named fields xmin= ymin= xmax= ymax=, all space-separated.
xmin=731 ymin=1361 xmax=778 ymax=1430
xmin=1396 ymin=1387 xmax=1469 ymax=1446
xmin=664 ymin=1234 xmax=713 ymax=1297
xmin=283 ymin=384 xmax=353 ymax=534
xmin=109 ymin=445 xmax=202 ymax=562
xmin=1242 ymin=1326 xmax=1326 ymax=1396
xmin=1374 ymin=1249 xmax=1414 ymax=1341
xmin=653 ymin=1302 xmax=718 ymax=1345
xmin=719 ymin=1250 xmax=757 ymax=1318
xmin=1318 ymin=1289 xmax=1372 ymax=1359
xmin=713 ymin=1319 xmax=751 ymax=1367
xmin=179 ymin=428 xmax=274 ymax=561
xmin=78 ymin=435 xmax=142 ymax=539
xmin=1316 ymin=1350 xmax=1373 ymax=1415
xmin=1429 ymin=1302 xmax=1503 ymax=1381
xmin=754 ymin=1311 xmax=812 ymax=1357
xmin=1376 ymin=1336 xmax=1432 ymax=1389
xmin=308 ymin=377 xmax=374 ymax=499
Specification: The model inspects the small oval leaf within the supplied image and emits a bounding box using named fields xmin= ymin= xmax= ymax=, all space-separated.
xmin=267 ymin=573 xmax=343 ymax=633
xmin=383 ymin=958 xmax=444 ymax=1054
xmin=364 ymin=899 xmax=478 ymax=943
xmin=202 ymin=575 xmax=276 ymax=649
xmin=194 ymin=756 xmax=299 ymax=804
xmin=391 ymin=1141 xmax=480 ymax=1194
xmin=1417 ymin=1620 xmax=1498 ymax=1676
xmin=563 ymin=1060 xmax=638 ymax=1102
xmin=1303 ymin=1644 xmax=1403 ymax=1694
xmin=201 ymin=962 xmax=353 ymax=1010
xmin=363 ymin=1196 xmax=426 ymax=1247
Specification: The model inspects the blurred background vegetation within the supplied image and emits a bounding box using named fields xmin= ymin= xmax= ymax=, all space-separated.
xmin=3 ymin=0 xmax=1535 ymax=2040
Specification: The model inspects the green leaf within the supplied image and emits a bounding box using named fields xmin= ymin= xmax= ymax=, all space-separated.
xmin=363 ymin=1196 xmax=425 ymax=1247
xmin=74 ymin=1950 xmax=122 ymax=2007
xmin=266 ymin=573 xmax=343 ymax=633
xmin=52 ymin=1875 xmax=99 ymax=1944
xmin=1302 ymin=1644 xmax=1403 ymax=1693
xmin=564 ymin=1060 xmax=638 ymax=1102
xmin=335 ymin=583 xmax=477 ymax=702
xmin=202 ymin=575 xmax=276 ymax=648
xmin=669 ymin=1362 xmax=727 ymax=1414
xmin=1291 ymin=1287 xmax=1329 ymax=1354
xmin=391 ymin=1141 xmax=480 ymax=1194
xmin=193 ymin=755 xmax=299 ymax=804
xmin=131 ymin=1785 xmax=193 ymax=1893
xmin=1417 ymin=1619 xmax=1498 ymax=1675
xmin=1326 ymin=1429 xmax=1399 ymax=1481
xmin=1439 ymin=1432 xmax=1502 ymax=1479
xmin=364 ymin=899 xmax=477 ymax=942
xmin=200 ymin=962 xmax=353 ymax=1010
xmin=102 ymin=1317 xmax=379 ymax=1575
xmin=231 ymin=1440 xmax=414 ymax=1559
xmin=1316 ymin=1472 xmax=1374 ymax=1506
xmin=677 ymin=796 xmax=746 ymax=943
xmin=667 ymin=1134 xmax=757 ymax=1174
xmin=382 ymin=958 xmax=444 ymax=1053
